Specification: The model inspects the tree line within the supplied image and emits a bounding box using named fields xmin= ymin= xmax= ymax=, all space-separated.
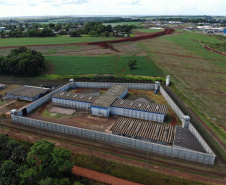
xmin=70 ymin=22 xmax=136 ymax=37
xmin=0 ymin=134 xmax=85 ymax=185
xmin=0 ymin=47 xmax=46 ymax=77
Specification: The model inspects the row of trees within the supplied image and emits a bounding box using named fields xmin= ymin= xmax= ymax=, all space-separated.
xmin=0 ymin=47 xmax=46 ymax=77
xmin=70 ymin=22 xmax=136 ymax=37
xmin=0 ymin=134 xmax=84 ymax=185
xmin=3 ymin=28 xmax=55 ymax=38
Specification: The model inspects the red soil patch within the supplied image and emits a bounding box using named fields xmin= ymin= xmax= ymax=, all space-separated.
xmin=73 ymin=166 xmax=142 ymax=185
xmin=191 ymin=39 xmax=226 ymax=57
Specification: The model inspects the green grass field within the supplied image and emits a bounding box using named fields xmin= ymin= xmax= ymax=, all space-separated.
xmin=103 ymin=22 xmax=142 ymax=26
xmin=45 ymin=56 xmax=161 ymax=76
xmin=137 ymin=31 xmax=226 ymax=145
xmin=0 ymin=35 xmax=117 ymax=47
xmin=166 ymin=32 xmax=225 ymax=61
xmin=135 ymin=29 xmax=164 ymax=33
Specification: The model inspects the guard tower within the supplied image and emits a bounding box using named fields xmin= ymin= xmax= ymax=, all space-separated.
xmin=154 ymin=81 xmax=160 ymax=94
xmin=166 ymin=75 xmax=170 ymax=86
xmin=69 ymin=79 xmax=76 ymax=89
xmin=182 ymin=115 xmax=190 ymax=129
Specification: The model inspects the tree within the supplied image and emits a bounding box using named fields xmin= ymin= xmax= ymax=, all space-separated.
xmin=26 ymin=140 xmax=73 ymax=178
xmin=27 ymin=140 xmax=55 ymax=177
xmin=51 ymin=147 xmax=73 ymax=175
xmin=70 ymin=31 xmax=81 ymax=37
xmin=0 ymin=160 xmax=21 ymax=185
xmin=19 ymin=168 xmax=39 ymax=185
xmin=0 ymin=47 xmax=46 ymax=77
xmin=104 ymin=31 xmax=109 ymax=37
xmin=55 ymin=23 xmax=62 ymax=31
xmin=128 ymin=59 xmax=137 ymax=69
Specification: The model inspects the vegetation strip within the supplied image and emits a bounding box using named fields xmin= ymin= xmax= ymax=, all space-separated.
xmin=0 ymin=123 xmax=225 ymax=182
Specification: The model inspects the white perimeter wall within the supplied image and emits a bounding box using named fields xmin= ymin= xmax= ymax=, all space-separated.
xmin=75 ymin=82 xmax=155 ymax=90
xmin=11 ymin=115 xmax=215 ymax=165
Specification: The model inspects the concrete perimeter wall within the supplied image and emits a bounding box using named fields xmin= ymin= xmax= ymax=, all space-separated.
xmin=160 ymin=86 xmax=215 ymax=158
xmin=160 ymin=86 xmax=184 ymax=120
xmin=75 ymin=82 xmax=155 ymax=90
xmin=189 ymin=124 xmax=215 ymax=155
xmin=11 ymin=115 xmax=215 ymax=165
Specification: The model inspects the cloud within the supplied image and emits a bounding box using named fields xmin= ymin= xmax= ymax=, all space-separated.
xmin=0 ymin=0 xmax=225 ymax=17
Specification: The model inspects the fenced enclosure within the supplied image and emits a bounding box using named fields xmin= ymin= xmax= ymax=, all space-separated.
xmin=11 ymin=115 xmax=215 ymax=165
xmin=10 ymin=81 xmax=216 ymax=165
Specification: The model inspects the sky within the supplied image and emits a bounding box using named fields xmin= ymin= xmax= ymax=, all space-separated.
xmin=0 ymin=0 xmax=225 ymax=17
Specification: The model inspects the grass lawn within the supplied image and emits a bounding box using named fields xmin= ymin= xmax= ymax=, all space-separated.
xmin=0 ymin=35 xmax=118 ymax=47
xmin=138 ymin=31 xmax=226 ymax=144
xmin=45 ymin=56 xmax=161 ymax=76
xmin=165 ymin=32 xmax=225 ymax=61
xmin=103 ymin=22 xmax=143 ymax=26
xmin=0 ymin=100 xmax=8 ymax=107
xmin=136 ymin=29 xmax=164 ymax=33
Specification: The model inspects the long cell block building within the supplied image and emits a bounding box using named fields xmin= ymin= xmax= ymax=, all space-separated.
xmin=110 ymin=117 xmax=175 ymax=145
xmin=51 ymin=85 xmax=168 ymax=123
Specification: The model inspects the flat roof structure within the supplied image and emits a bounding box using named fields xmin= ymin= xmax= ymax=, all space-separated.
xmin=52 ymin=91 xmax=98 ymax=103
xmin=91 ymin=85 xmax=127 ymax=108
xmin=111 ymin=99 xmax=168 ymax=115
xmin=6 ymin=85 xmax=50 ymax=98
xmin=173 ymin=126 xmax=206 ymax=153
xmin=110 ymin=117 xmax=175 ymax=144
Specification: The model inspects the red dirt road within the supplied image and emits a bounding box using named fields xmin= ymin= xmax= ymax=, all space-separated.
xmin=73 ymin=166 xmax=143 ymax=185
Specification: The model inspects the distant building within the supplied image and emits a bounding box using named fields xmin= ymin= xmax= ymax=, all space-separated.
xmin=0 ymin=84 xmax=6 ymax=90
xmin=0 ymin=27 xmax=6 ymax=31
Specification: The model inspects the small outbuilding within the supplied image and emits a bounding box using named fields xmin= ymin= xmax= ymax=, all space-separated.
xmin=6 ymin=85 xmax=50 ymax=101
xmin=0 ymin=84 xmax=6 ymax=90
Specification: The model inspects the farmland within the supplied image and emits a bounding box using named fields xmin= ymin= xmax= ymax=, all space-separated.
xmin=45 ymin=56 xmax=162 ymax=76
xmin=134 ymin=29 xmax=164 ymax=33
xmin=136 ymin=32 xmax=226 ymax=143
xmin=0 ymin=35 xmax=117 ymax=47
xmin=103 ymin=22 xmax=142 ymax=26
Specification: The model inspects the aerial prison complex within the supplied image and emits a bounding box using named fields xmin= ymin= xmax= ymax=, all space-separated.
xmin=8 ymin=79 xmax=216 ymax=165
xmin=52 ymin=85 xmax=168 ymax=123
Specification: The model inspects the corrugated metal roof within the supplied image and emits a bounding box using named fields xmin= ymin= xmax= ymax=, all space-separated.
xmin=91 ymin=85 xmax=128 ymax=108
xmin=91 ymin=95 xmax=118 ymax=108
xmin=103 ymin=85 xmax=128 ymax=97
xmin=110 ymin=117 xmax=175 ymax=144
xmin=111 ymin=99 xmax=168 ymax=115
xmin=52 ymin=91 xmax=98 ymax=103
xmin=6 ymin=85 xmax=50 ymax=98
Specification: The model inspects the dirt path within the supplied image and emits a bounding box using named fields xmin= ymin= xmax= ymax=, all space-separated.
xmin=73 ymin=166 xmax=143 ymax=185
xmin=0 ymin=100 xmax=16 ymax=109
xmin=2 ymin=127 xmax=226 ymax=185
